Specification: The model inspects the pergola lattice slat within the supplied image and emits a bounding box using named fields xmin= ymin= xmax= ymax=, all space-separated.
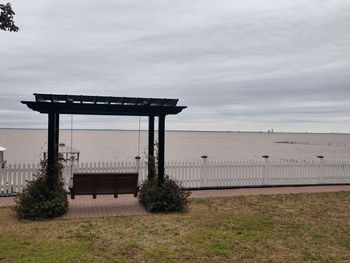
xmin=32 ymin=93 xmax=180 ymax=107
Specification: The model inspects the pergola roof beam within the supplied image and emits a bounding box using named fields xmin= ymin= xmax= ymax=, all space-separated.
xmin=24 ymin=93 xmax=186 ymax=116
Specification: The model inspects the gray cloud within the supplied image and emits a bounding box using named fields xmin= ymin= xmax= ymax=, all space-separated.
xmin=0 ymin=0 xmax=349 ymax=132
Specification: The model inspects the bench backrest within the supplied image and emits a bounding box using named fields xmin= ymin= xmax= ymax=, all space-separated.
xmin=72 ymin=173 xmax=138 ymax=194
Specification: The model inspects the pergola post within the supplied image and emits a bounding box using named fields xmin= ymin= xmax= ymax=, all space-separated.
xmin=148 ymin=116 xmax=155 ymax=179
xmin=158 ymin=114 xmax=165 ymax=185
xmin=47 ymin=112 xmax=59 ymax=172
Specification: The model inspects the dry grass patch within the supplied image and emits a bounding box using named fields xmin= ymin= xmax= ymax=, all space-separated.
xmin=0 ymin=192 xmax=349 ymax=262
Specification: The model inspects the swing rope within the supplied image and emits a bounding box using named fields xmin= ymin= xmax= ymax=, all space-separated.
xmin=69 ymin=115 xmax=141 ymax=165
xmin=137 ymin=116 xmax=141 ymax=157
xmin=70 ymin=115 xmax=74 ymax=183
xmin=70 ymin=114 xmax=73 ymax=160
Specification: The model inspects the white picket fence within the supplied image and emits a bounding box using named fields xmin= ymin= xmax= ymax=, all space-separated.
xmin=1 ymin=158 xmax=350 ymax=195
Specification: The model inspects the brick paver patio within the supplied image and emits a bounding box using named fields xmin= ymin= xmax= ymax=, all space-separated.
xmin=62 ymin=195 xmax=145 ymax=219
xmin=0 ymin=195 xmax=146 ymax=218
xmin=1 ymin=185 xmax=349 ymax=219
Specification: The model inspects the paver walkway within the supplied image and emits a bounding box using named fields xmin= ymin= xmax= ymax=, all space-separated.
xmin=1 ymin=185 xmax=349 ymax=219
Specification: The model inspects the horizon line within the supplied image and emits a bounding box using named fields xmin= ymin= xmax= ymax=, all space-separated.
xmin=0 ymin=127 xmax=349 ymax=135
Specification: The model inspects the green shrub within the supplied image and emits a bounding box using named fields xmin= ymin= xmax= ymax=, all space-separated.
xmin=15 ymin=159 xmax=68 ymax=220
xmin=139 ymin=176 xmax=191 ymax=213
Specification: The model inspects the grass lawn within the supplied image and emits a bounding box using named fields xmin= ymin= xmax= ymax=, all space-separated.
xmin=0 ymin=192 xmax=349 ymax=263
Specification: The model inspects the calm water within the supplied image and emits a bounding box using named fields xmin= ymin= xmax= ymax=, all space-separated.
xmin=0 ymin=129 xmax=350 ymax=163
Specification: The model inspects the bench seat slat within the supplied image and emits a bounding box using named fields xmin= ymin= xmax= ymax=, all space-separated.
xmin=69 ymin=173 xmax=139 ymax=199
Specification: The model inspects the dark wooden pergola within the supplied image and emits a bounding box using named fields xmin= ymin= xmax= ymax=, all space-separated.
xmin=22 ymin=93 xmax=186 ymax=184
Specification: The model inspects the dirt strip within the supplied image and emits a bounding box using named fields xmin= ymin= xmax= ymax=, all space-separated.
xmin=190 ymin=185 xmax=350 ymax=198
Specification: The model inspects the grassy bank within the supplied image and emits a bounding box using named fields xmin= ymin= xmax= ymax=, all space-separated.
xmin=0 ymin=192 xmax=349 ymax=262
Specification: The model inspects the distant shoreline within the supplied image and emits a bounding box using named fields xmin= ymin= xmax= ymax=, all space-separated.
xmin=0 ymin=127 xmax=349 ymax=135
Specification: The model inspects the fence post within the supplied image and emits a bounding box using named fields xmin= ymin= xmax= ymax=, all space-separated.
xmin=262 ymin=155 xmax=269 ymax=186
xmin=201 ymin=155 xmax=208 ymax=188
xmin=135 ymin=156 xmax=141 ymax=174
xmin=0 ymin=156 xmax=6 ymax=195
xmin=317 ymin=155 xmax=325 ymax=184
xmin=0 ymin=164 xmax=3 ymax=195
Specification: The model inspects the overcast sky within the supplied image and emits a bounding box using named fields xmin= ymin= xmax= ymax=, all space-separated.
xmin=1 ymin=0 xmax=349 ymax=132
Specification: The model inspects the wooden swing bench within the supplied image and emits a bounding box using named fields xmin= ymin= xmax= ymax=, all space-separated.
xmin=69 ymin=173 xmax=139 ymax=199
